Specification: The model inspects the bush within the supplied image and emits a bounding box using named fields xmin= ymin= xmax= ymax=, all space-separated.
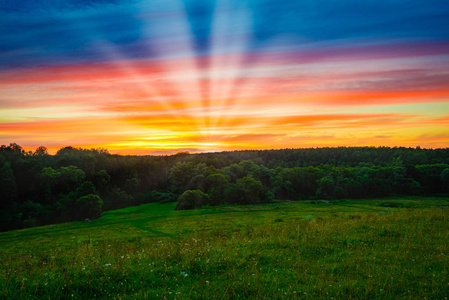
xmin=76 ymin=194 xmax=103 ymax=219
xmin=175 ymin=190 xmax=209 ymax=210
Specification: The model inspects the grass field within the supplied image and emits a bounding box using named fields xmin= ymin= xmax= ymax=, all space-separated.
xmin=1 ymin=197 xmax=448 ymax=299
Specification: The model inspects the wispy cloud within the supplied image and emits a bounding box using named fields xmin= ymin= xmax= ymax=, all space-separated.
xmin=1 ymin=0 xmax=449 ymax=154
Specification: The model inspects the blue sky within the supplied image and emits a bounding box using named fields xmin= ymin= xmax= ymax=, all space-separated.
xmin=2 ymin=0 xmax=449 ymax=68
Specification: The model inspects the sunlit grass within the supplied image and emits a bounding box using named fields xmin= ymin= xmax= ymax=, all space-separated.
xmin=1 ymin=197 xmax=448 ymax=299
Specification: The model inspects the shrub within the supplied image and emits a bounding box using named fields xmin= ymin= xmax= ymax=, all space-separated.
xmin=76 ymin=194 xmax=103 ymax=219
xmin=175 ymin=190 xmax=209 ymax=210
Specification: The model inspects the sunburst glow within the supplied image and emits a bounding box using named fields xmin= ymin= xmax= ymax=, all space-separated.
xmin=1 ymin=1 xmax=449 ymax=154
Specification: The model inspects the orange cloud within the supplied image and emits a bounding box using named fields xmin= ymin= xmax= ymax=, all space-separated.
xmin=1 ymin=40 xmax=449 ymax=154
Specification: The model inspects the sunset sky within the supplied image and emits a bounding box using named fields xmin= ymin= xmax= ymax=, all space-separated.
xmin=1 ymin=0 xmax=449 ymax=155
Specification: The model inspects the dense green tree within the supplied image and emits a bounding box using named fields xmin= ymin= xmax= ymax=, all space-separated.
xmin=415 ymin=164 xmax=449 ymax=193
xmin=169 ymin=162 xmax=218 ymax=193
xmin=175 ymin=190 xmax=209 ymax=210
xmin=223 ymin=183 xmax=240 ymax=204
xmin=0 ymin=161 xmax=17 ymax=209
xmin=76 ymin=194 xmax=103 ymax=219
xmin=125 ymin=173 xmax=141 ymax=194
xmin=40 ymin=166 xmax=86 ymax=203
xmin=206 ymin=173 xmax=229 ymax=205
xmin=316 ymin=176 xmax=335 ymax=199
xmin=272 ymin=167 xmax=323 ymax=200
xmin=440 ymin=168 xmax=449 ymax=192
xmin=169 ymin=162 xmax=200 ymax=193
xmin=236 ymin=176 xmax=266 ymax=204
xmin=2 ymin=143 xmax=449 ymax=232
xmin=34 ymin=146 xmax=49 ymax=156
xmin=92 ymin=169 xmax=111 ymax=192
xmin=20 ymin=200 xmax=46 ymax=228
xmin=102 ymin=187 xmax=133 ymax=210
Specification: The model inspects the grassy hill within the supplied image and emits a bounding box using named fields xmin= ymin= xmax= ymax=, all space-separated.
xmin=1 ymin=197 xmax=448 ymax=299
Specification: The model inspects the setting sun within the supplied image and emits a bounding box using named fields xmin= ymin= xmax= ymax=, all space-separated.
xmin=1 ymin=1 xmax=449 ymax=154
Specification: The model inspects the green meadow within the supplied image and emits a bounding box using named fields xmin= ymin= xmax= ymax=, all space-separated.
xmin=1 ymin=197 xmax=448 ymax=299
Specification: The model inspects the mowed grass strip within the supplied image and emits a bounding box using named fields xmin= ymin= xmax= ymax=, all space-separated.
xmin=0 ymin=197 xmax=448 ymax=299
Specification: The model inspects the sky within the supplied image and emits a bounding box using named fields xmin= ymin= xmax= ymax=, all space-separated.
xmin=1 ymin=0 xmax=449 ymax=155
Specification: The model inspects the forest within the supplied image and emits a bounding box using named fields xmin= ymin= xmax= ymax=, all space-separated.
xmin=1 ymin=143 xmax=449 ymax=232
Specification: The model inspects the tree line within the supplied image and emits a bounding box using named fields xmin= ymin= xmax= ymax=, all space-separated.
xmin=1 ymin=143 xmax=449 ymax=231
